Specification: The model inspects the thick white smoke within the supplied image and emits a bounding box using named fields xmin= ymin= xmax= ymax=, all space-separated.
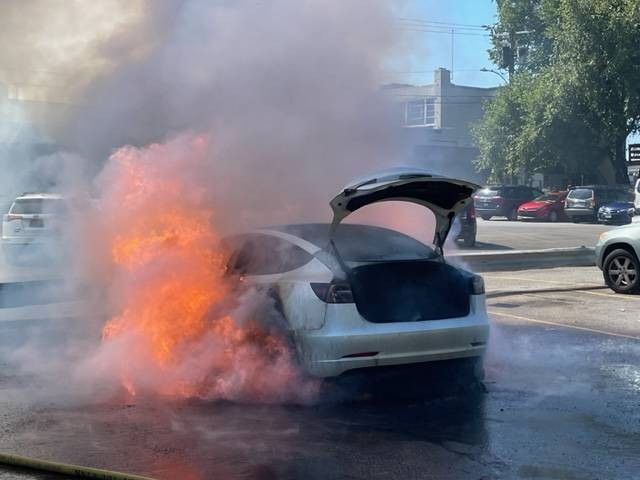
xmin=1 ymin=0 xmax=415 ymax=404
xmin=62 ymin=0 xmax=405 ymax=232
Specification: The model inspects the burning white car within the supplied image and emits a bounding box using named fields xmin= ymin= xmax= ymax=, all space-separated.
xmin=224 ymin=168 xmax=490 ymax=380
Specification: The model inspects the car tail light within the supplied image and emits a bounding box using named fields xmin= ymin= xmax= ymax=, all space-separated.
xmin=6 ymin=214 xmax=22 ymax=221
xmin=470 ymin=275 xmax=485 ymax=295
xmin=310 ymin=282 xmax=354 ymax=303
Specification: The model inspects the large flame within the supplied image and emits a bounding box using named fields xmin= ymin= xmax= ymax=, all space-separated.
xmin=96 ymin=135 xmax=317 ymax=403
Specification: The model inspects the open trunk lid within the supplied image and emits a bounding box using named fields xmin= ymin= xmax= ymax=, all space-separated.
xmin=330 ymin=167 xmax=479 ymax=252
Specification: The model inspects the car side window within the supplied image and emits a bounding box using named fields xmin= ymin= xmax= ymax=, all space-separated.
xmin=228 ymin=234 xmax=313 ymax=275
xmin=614 ymin=189 xmax=632 ymax=202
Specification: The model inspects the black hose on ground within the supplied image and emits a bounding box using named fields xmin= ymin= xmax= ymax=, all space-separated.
xmin=0 ymin=452 xmax=156 ymax=480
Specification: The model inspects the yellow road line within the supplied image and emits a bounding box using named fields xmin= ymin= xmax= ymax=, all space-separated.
xmin=488 ymin=310 xmax=640 ymax=341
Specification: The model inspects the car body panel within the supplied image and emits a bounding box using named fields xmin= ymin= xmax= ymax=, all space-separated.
xmin=565 ymin=185 xmax=631 ymax=221
xmin=595 ymin=223 xmax=640 ymax=270
xmin=297 ymin=295 xmax=489 ymax=377
xmin=2 ymin=194 xmax=67 ymax=244
xmin=474 ymin=185 xmax=541 ymax=219
xmin=597 ymin=201 xmax=635 ymax=225
xmin=227 ymin=223 xmax=490 ymax=378
xmin=517 ymin=192 xmax=567 ymax=221
xmin=329 ymin=167 xmax=479 ymax=250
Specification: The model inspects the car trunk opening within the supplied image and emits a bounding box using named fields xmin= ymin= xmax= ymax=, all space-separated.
xmin=330 ymin=168 xmax=479 ymax=252
xmin=348 ymin=260 xmax=471 ymax=323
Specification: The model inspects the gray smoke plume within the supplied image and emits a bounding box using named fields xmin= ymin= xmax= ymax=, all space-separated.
xmin=59 ymin=0 xmax=404 ymax=231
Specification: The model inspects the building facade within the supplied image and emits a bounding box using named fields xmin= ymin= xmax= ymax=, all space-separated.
xmin=384 ymin=68 xmax=498 ymax=183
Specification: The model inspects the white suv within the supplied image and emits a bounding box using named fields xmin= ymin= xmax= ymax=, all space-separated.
xmin=595 ymin=223 xmax=640 ymax=293
xmin=2 ymin=193 xmax=68 ymax=245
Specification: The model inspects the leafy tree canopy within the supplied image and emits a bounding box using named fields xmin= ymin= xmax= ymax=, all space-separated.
xmin=475 ymin=0 xmax=640 ymax=184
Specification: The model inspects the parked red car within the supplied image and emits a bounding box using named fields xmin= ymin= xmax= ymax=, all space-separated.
xmin=517 ymin=191 xmax=567 ymax=222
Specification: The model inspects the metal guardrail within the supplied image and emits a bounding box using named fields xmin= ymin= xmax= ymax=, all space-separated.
xmin=448 ymin=246 xmax=596 ymax=272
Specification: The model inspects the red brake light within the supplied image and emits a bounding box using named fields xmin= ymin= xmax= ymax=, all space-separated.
xmin=310 ymin=282 xmax=354 ymax=303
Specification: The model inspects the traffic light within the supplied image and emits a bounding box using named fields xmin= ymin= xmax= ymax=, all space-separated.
xmin=500 ymin=46 xmax=514 ymax=70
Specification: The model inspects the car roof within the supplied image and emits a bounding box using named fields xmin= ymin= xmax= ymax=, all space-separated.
xmin=15 ymin=193 xmax=65 ymax=200
xmin=264 ymin=223 xmax=417 ymax=246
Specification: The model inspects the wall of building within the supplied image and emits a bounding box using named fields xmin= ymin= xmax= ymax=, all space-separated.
xmin=384 ymin=68 xmax=497 ymax=184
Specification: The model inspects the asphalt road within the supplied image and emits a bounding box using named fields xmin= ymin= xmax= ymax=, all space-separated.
xmin=459 ymin=218 xmax=623 ymax=253
xmin=0 ymin=266 xmax=638 ymax=480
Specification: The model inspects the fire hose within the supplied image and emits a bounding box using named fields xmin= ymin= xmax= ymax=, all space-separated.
xmin=0 ymin=452 xmax=156 ymax=480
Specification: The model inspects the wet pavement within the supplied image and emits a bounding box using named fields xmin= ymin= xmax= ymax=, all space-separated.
xmin=0 ymin=269 xmax=639 ymax=479
xmin=459 ymin=219 xmax=616 ymax=252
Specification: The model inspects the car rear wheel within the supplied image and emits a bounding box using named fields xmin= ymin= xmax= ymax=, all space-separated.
xmin=481 ymin=215 xmax=491 ymax=221
xmin=571 ymin=216 xmax=580 ymax=223
xmin=548 ymin=211 xmax=559 ymax=222
xmin=603 ymin=249 xmax=640 ymax=294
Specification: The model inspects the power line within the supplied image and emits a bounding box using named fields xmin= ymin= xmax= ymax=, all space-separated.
xmin=383 ymin=69 xmax=493 ymax=73
xmin=395 ymin=17 xmax=487 ymax=30
xmin=397 ymin=27 xmax=490 ymax=37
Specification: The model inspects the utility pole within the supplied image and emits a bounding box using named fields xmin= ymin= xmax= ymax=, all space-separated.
xmin=450 ymin=28 xmax=454 ymax=81
xmin=508 ymin=31 xmax=516 ymax=81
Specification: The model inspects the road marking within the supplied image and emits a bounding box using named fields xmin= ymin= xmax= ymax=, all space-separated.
xmin=488 ymin=310 xmax=640 ymax=341
xmin=576 ymin=289 xmax=640 ymax=301
xmin=484 ymin=275 xmax=596 ymax=286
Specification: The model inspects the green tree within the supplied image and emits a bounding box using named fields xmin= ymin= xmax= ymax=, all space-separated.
xmin=476 ymin=0 xmax=640 ymax=184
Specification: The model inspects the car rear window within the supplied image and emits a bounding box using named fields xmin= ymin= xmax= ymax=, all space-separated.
xmin=274 ymin=224 xmax=435 ymax=262
xmin=567 ymin=189 xmax=593 ymax=200
xmin=476 ymin=188 xmax=504 ymax=197
xmin=227 ymin=234 xmax=313 ymax=275
xmin=9 ymin=199 xmax=67 ymax=215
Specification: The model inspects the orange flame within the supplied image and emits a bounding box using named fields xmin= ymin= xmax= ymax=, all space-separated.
xmin=97 ymin=135 xmax=317 ymax=403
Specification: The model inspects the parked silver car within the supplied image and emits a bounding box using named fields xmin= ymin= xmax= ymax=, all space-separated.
xmin=595 ymin=223 xmax=640 ymax=293
xmin=224 ymin=168 xmax=490 ymax=379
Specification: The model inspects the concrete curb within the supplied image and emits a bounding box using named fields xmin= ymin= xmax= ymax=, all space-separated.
xmin=447 ymin=246 xmax=596 ymax=272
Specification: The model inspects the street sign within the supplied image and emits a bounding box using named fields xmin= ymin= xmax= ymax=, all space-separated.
xmin=629 ymin=144 xmax=640 ymax=163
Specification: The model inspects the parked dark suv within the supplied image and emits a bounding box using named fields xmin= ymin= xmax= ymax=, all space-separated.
xmin=565 ymin=185 xmax=630 ymax=223
xmin=473 ymin=185 xmax=541 ymax=221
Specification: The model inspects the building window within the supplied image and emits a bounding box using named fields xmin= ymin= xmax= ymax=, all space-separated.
xmin=404 ymin=97 xmax=436 ymax=126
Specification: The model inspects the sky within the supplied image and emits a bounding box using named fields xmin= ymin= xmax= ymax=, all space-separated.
xmin=389 ymin=0 xmax=501 ymax=89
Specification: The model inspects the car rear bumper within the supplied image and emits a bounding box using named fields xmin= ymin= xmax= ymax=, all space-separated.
xmin=597 ymin=212 xmax=631 ymax=224
xmin=517 ymin=210 xmax=544 ymax=220
xmin=565 ymin=207 xmax=595 ymax=218
xmin=1 ymin=236 xmax=50 ymax=245
xmin=475 ymin=207 xmax=505 ymax=217
xmin=297 ymin=296 xmax=490 ymax=377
